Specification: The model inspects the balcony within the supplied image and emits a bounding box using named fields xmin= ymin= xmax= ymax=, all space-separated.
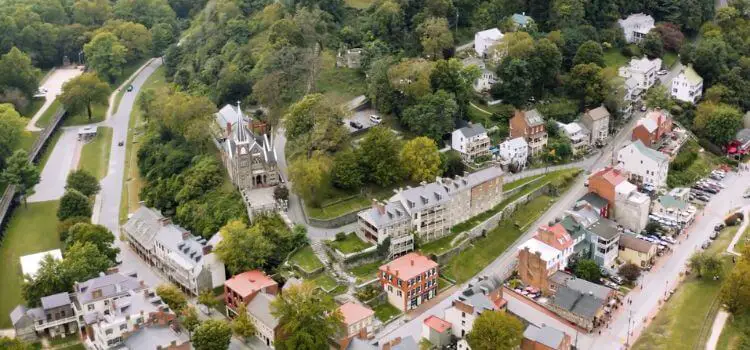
xmin=35 ymin=315 xmax=78 ymax=331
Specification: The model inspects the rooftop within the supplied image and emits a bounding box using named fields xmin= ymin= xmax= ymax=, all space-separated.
xmin=75 ymin=272 xmax=143 ymax=304
xmin=524 ymin=324 xmax=566 ymax=348
xmin=521 ymin=109 xmax=545 ymax=127
xmin=424 ymin=315 xmax=452 ymax=333
xmin=501 ymin=137 xmax=528 ymax=149
xmin=587 ymin=217 xmax=621 ymax=240
xmin=550 ymin=271 xmax=613 ymax=300
xmin=224 ymin=270 xmax=277 ymax=298
xmin=476 ymin=28 xmax=503 ymax=40
xmin=619 ymin=234 xmax=655 ymax=253
xmin=679 ymin=65 xmax=703 ymax=85
xmin=656 ymin=195 xmax=689 ymax=210
xmin=590 ymin=167 xmax=626 ymax=187
xmin=512 ymin=13 xmax=532 ymax=26
xmin=339 ymin=302 xmax=374 ymax=326
xmin=579 ymin=192 xmax=609 ymax=212
xmin=20 ymin=249 xmax=62 ymax=278
xmin=456 ymin=123 xmax=487 ymax=138
xmin=585 ymin=106 xmax=610 ymax=121
xmin=379 ymin=253 xmax=438 ymax=281
xmin=536 ymin=223 xmax=573 ymax=251
xmin=124 ymin=324 xmax=189 ymax=349
xmin=518 ymin=238 xmax=561 ymax=263
xmin=40 ymin=293 xmax=71 ymax=310
xmin=630 ymin=139 xmax=669 ymax=163
xmin=247 ymin=292 xmax=278 ymax=328
xmin=457 ymin=276 xmax=504 ymax=313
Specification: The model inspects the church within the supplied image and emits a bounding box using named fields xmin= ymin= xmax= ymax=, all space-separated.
xmin=214 ymin=103 xmax=280 ymax=191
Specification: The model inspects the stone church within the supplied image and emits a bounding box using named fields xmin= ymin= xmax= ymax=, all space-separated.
xmin=215 ymin=103 xmax=279 ymax=190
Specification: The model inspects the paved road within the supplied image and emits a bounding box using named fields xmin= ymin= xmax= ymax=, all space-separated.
xmin=27 ymin=128 xmax=82 ymax=202
xmin=25 ymin=67 xmax=84 ymax=131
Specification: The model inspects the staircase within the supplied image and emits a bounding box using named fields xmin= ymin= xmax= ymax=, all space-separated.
xmin=311 ymin=240 xmax=357 ymax=293
xmin=311 ymin=240 xmax=330 ymax=266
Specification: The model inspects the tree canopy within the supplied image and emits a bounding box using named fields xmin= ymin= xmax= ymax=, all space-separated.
xmin=271 ymin=282 xmax=344 ymax=350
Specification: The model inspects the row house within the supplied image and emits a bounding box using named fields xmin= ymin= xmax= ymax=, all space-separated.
xmin=122 ymin=206 xmax=226 ymax=296
xmin=224 ymin=270 xmax=279 ymax=348
xmin=444 ymin=276 xmax=504 ymax=339
xmin=338 ymin=302 xmax=375 ymax=342
xmin=588 ymin=167 xmax=650 ymax=232
xmin=10 ymin=293 xmax=79 ymax=341
xmin=358 ymin=167 xmax=503 ymax=257
xmin=563 ymin=203 xmax=621 ymax=271
xmin=631 ymin=109 xmax=673 ymax=147
xmin=580 ymin=106 xmax=610 ymax=146
xmin=546 ymin=271 xmax=616 ymax=331
xmin=451 ymin=123 xmax=491 ymax=162
xmin=498 ymin=137 xmax=529 ymax=170
xmin=556 ymin=121 xmax=590 ymax=155
xmin=510 ymin=109 xmax=548 ymax=156
xmin=617 ymin=140 xmax=669 ymax=188
xmin=522 ymin=324 xmax=572 ymax=350
xmin=618 ymin=234 xmax=657 ymax=268
xmin=379 ymin=253 xmax=439 ymax=312
xmin=517 ymin=222 xmax=579 ymax=293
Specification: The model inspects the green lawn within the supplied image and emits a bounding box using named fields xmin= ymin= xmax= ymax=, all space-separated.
xmin=419 ymin=233 xmax=459 ymax=256
xmin=79 ymin=127 xmax=113 ymax=180
xmin=504 ymin=174 xmax=545 ymax=191
xmin=663 ymin=52 xmax=678 ymax=68
xmin=19 ymin=130 xmax=40 ymax=153
xmin=372 ymin=302 xmax=401 ymax=322
xmin=34 ymin=99 xmax=62 ymax=129
xmin=120 ymin=66 xmax=167 ymax=222
xmin=733 ymin=224 xmax=750 ymax=253
xmin=716 ymin=313 xmax=749 ymax=350
xmin=604 ymin=48 xmax=629 ymax=68
xmin=316 ymin=50 xmax=367 ymax=104
xmin=344 ymin=0 xmax=375 ymax=8
xmin=289 ymin=245 xmax=324 ymax=272
xmin=349 ymin=260 xmax=382 ymax=283
xmin=0 ymin=200 xmax=61 ymax=328
xmin=62 ymin=103 xmax=108 ymax=126
xmin=633 ymin=227 xmax=736 ymax=350
xmin=310 ymin=273 xmax=338 ymax=291
xmin=306 ymin=195 xmax=371 ymax=220
xmin=19 ymin=97 xmax=45 ymax=118
xmin=329 ymin=232 xmax=373 ymax=254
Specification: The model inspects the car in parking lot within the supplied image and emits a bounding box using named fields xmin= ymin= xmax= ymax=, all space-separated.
xmin=349 ymin=121 xmax=363 ymax=129
xmin=657 ymin=69 xmax=669 ymax=75
xmin=610 ymin=275 xmax=625 ymax=284
xmin=662 ymin=236 xmax=677 ymax=244
xmin=369 ymin=115 xmax=382 ymax=124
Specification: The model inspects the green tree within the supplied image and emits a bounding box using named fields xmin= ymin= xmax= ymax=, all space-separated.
xmin=84 ymin=32 xmax=128 ymax=82
xmin=65 ymin=169 xmax=101 ymax=196
xmin=693 ymin=102 xmax=743 ymax=145
xmin=271 ymin=282 xmax=344 ymax=350
xmin=0 ymin=47 xmax=41 ymax=99
xmin=0 ymin=104 xmax=27 ymax=164
xmin=692 ymin=38 xmax=728 ymax=85
xmin=549 ymin=0 xmax=585 ymax=29
xmin=59 ymin=73 xmax=110 ymax=121
xmin=371 ymin=0 xmax=405 ymax=45
xmin=0 ymin=337 xmax=34 ymax=350
xmin=192 ymin=319 xmax=232 ymax=350
xmin=101 ymin=21 xmax=153 ymax=60
xmin=66 ymin=223 xmax=119 ymax=263
xmin=198 ymin=289 xmax=220 ymax=315
xmin=113 ymin=0 xmax=177 ymax=28
xmin=150 ymin=22 xmax=174 ymax=56
xmin=573 ymin=40 xmax=604 ymax=67
xmin=618 ymin=263 xmax=642 ymax=283
xmin=493 ymin=57 xmax=534 ymax=107
xmin=57 ymin=216 xmax=91 ymax=242
xmin=367 ymin=56 xmax=400 ymax=114
xmin=531 ymin=39 xmax=563 ymax=91
xmin=387 ymin=59 xmax=435 ymax=100
xmin=401 ymin=90 xmax=458 ymax=141
xmin=720 ymin=258 xmax=750 ymax=313
xmin=430 ymin=58 xmax=480 ymax=116
xmin=359 ymin=126 xmax=403 ymax=187
xmin=58 ymin=189 xmax=92 ymax=220
xmin=288 ymin=153 xmax=332 ymax=207
xmin=330 ymin=149 xmax=364 ymax=190
xmin=181 ymin=306 xmax=200 ymax=340
xmin=73 ymin=0 xmax=112 ymax=26
xmin=494 ymin=32 xmax=535 ymax=59
xmin=567 ymin=63 xmax=607 ymax=108
xmin=400 ymin=137 xmax=441 ymax=182
xmin=214 ymin=220 xmax=274 ymax=274
xmin=644 ymin=85 xmax=674 ymax=110
xmin=574 ymin=259 xmax=601 ymax=282
xmin=641 ymin=31 xmax=664 ymax=58
xmin=61 ymin=242 xmax=113 ymax=283
xmin=21 ymin=255 xmax=67 ymax=306
xmin=1 ymin=149 xmax=39 ymax=207
xmin=148 ymin=91 xmax=217 ymax=145
xmin=156 ymin=284 xmax=188 ymax=313
xmin=231 ymin=303 xmax=257 ymax=342
xmin=440 ymin=150 xmax=465 ymax=178
xmin=689 ymin=253 xmax=707 ymax=278
xmin=466 ymin=310 xmax=523 ymax=350
xmin=283 ymin=94 xmax=347 ymax=158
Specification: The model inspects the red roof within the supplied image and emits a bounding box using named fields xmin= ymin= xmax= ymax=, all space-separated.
xmin=224 ymin=270 xmax=277 ymax=298
xmin=379 ymin=253 xmax=438 ymax=280
xmin=424 ymin=315 xmax=451 ymax=333
xmin=339 ymin=302 xmax=374 ymax=326
xmin=537 ymin=223 xmax=573 ymax=251
xmin=590 ymin=167 xmax=626 ymax=187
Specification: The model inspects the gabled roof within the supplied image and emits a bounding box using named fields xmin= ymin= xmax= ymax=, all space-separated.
xmin=619 ymin=234 xmax=655 ymax=253
xmin=681 ymin=66 xmax=703 ymax=85
xmin=523 ymin=109 xmax=545 ymax=127
xmin=587 ymin=217 xmax=620 ymax=240
xmin=590 ymin=167 xmax=626 ymax=187
xmin=537 ymin=223 xmax=573 ymax=251
xmin=579 ymin=192 xmax=609 ymax=212
xmin=524 ymin=324 xmax=566 ymax=349
xmin=225 ymin=270 xmax=277 ymax=299
xmin=475 ymin=28 xmax=503 ymax=41
xmin=41 ymin=293 xmax=71 ymax=310
xmin=379 ymin=253 xmax=437 ymax=280
xmin=586 ymin=106 xmax=610 ymax=121
xmin=550 ymin=271 xmax=612 ymax=300
xmin=76 ymin=272 xmax=143 ymax=304
xmin=247 ymin=292 xmax=278 ymax=328
xmin=512 ymin=13 xmax=532 ymax=26
xmin=339 ymin=302 xmax=374 ymax=326
xmin=630 ymin=140 xmax=669 ymax=163
xmin=456 ymin=123 xmax=487 ymax=138
xmin=10 ymin=305 xmax=27 ymax=325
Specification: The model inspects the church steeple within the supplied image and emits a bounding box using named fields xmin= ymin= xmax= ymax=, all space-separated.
xmin=236 ymin=100 xmax=247 ymax=143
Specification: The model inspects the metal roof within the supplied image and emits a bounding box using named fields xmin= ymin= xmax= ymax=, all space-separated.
xmin=524 ymin=324 xmax=565 ymax=348
xmin=40 ymin=292 xmax=71 ymax=310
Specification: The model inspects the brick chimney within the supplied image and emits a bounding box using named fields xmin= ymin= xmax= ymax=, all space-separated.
xmin=182 ymin=231 xmax=190 ymax=240
xmin=226 ymin=122 xmax=232 ymax=137
xmin=410 ymin=259 xmax=414 ymax=266
xmin=202 ymin=245 xmax=213 ymax=255
xmin=372 ymin=199 xmax=385 ymax=215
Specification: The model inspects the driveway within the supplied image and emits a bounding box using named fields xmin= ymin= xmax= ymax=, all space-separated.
xmin=26 ymin=67 xmax=84 ymax=131
xmin=27 ymin=128 xmax=82 ymax=203
xmin=343 ymin=108 xmax=379 ymax=133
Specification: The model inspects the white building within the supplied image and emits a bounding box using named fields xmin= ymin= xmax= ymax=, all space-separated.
xmin=122 ymin=206 xmax=226 ymax=296
xmin=652 ymin=195 xmax=697 ymax=226
xmin=498 ymin=137 xmax=528 ymax=168
xmin=20 ymin=249 xmax=62 ymax=278
xmin=451 ymin=123 xmax=491 ymax=162
xmin=474 ymin=28 xmax=504 ymax=58
xmin=556 ymin=121 xmax=589 ymax=154
xmin=617 ymin=140 xmax=669 ymax=188
xmin=614 ymin=181 xmax=650 ymax=233
xmin=444 ymin=277 xmax=502 ymax=339
xmin=618 ymin=13 xmax=655 ymax=43
xmin=581 ymin=106 xmax=610 ymax=146
xmin=619 ymin=57 xmax=662 ymax=91
xmin=246 ymin=292 xmax=278 ymax=348
xmin=462 ymin=58 xmax=497 ymax=92
xmin=671 ymin=66 xmax=703 ymax=104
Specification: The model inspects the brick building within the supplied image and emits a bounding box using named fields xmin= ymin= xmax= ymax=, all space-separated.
xmin=379 ymin=253 xmax=439 ymax=312
xmin=631 ymin=109 xmax=672 ymax=147
xmin=224 ymin=270 xmax=278 ymax=316
xmin=510 ymin=109 xmax=548 ymax=156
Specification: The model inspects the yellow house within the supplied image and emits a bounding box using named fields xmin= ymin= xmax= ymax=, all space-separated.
xmin=618 ymin=235 xmax=656 ymax=267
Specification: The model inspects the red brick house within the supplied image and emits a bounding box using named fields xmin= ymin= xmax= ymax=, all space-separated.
xmin=587 ymin=167 xmax=627 ymax=217
xmin=223 ymin=270 xmax=278 ymax=316
xmin=631 ymin=109 xmax=672 ymax=147
xmin=379 ymin=253 xmax=439 ymax=312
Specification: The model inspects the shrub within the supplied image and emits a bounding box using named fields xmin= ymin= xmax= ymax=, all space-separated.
xmin=618 ymin=263 xmax=642 ymax=283
xmin=335 ymin=232 xmax=346 ymax=241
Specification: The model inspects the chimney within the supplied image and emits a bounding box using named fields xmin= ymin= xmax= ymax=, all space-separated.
xmin=226 ymin=122 xmax=232 ymax=137
xmin=410 ymin=259 xmax=415 ymax=266
xmin=158 ymin=217 xmax=171 ymax=226
xmin=372 ymin=199 xmax=385 ymax=215
xmin=182 ymin=231 xmax=190 ymax=240
xmin=202 ymin=245 xmax=213 ymax=255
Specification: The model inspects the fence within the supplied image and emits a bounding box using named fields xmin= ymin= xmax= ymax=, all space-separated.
xmin=0 ymin=106 xmax=66 ymax=234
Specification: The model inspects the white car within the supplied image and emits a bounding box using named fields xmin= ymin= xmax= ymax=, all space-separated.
xmin=663 ymin=236 xmax=677 ymax=244
xmin=657 ymin=70 xmax=669 ymax=75
xmin=369 ymin=115 xmax=382 ymax=124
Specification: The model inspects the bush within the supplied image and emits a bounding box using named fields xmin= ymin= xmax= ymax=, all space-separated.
xmin=65 ymin=169 xmax=101 ymax=197
xmin=57 ymin=189 xmax=92 ymax=221
xmin=335 ymin=232 xmax=346 ymax=241
xmin=621 ymin=44 xmax=641 ymax=57
xmin=618 ymin=263 xmax=642 ymax=283
xmin=57 ymin=216 xmax=91 ymax=242
xmin=274 ymin=186 xmax=289 ymax=202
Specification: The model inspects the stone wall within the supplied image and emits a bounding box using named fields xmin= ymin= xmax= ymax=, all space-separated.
xmin=307 ymin=208 xmax=361 ymax=228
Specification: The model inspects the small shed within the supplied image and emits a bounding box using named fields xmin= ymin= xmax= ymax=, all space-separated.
xmin=422 ymin=315 xmax=452 ymax=348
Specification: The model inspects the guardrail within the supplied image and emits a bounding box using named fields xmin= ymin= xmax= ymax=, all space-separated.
xmin=0 ymin=106 xmax=66 ymax=233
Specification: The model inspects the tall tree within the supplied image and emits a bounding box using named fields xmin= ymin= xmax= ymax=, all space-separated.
xmin=148 ymin=91 xmax=217 ymax=145
xmin=65 ymin=169 xmax=101 ymax=196
xmin=573 ymin=40 xmax=605 ymax=67
xmin=156 ymin=284 xmax=188 ymax=313
xmin=530 ymin=38 xmax=562 ymax=92
xmin=359 ymin=126 xmax=403 ymax=187
xmin=1 ymin=150 xmax=39 ymax=207
xmin=57 ymin=189 xmax=92 ymax=220
xmin=100 ymin=21 xmax=153 ymax=60
xmin=271 ymin=282 xmax=344 ymax=350
xmin=693 ymin=102 xmax=743 ymax=145
xmin=429 ymin=58 xmax=480 ymax=117
xmin=573 ymin=259 xmax=601 ymax=282
xmin=644 ymin=85 xmax=674 ymax=110
xmin=401 ymin=90 xmax=458 ymax=141
xmin=0 ymin=47 xmax=41 ymax=99
xmin=73 ymin=0 xmax=112 ymax=26
xmin=59 ymin=73 xmax=110 ymax=121
xmin=150 ymin=22 xmax=174 ymax=56
xmin=214 ymin=220 xmax=274 ymax=274
xmin=181 ymin=306 xmax=200 ymax=340
xmin=549 ymin=0 xmax=585 ymax=29
xmin=198 ymin=289 xmax=220 ymax=315
xmin=192 ymin=319 xmax=232 ymax=350
xmin=288 ymin=153 xmax=332 ymax=207
xmin=653 ymin=23 xmax=685 ymax=52
xmin=330 ymin=149 xmax=364 ymax=190
xmin=113 ymin=0 xmax=177 ymax=28
xmin=641 ymin=31 xmax=664 ymax=58
xmin=493 ymin=57 xmax=534 ymax=107
xmin=61 ymin=242 xmax=113 ymax=283
xmin=400 ymin=137 xmax=441 ymax=182
xmin=84 ymin=32 xmax=128 ymax=82
xmin=566 ymin=63 xmax=608 ymax=108
xmin=0 ymin=104 xmax=26 ymax=166
xmin=231 ymin=303 xmax=257 ymax=343
xmin=66 ymin=223 xmax=119 ymax=263
xmin=692 ymin=37 xmax=728 ymax=86
xmin=466 ymin=310 xmax=524 ymax=350
xmin=21 ymin=255 xmax=67 ymax=306
xmin=283 ymin=94 xmax=348 ymax=158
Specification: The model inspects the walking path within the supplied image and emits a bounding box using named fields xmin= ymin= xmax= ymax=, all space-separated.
xmin=25 ymin=67 xmax=84 ymax=131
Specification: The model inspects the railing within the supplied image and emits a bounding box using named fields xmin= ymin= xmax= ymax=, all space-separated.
xmin=0 ymin=106 xmax=66 ymax=232
xmin=34 ymin=315 xmax=78 ymax=331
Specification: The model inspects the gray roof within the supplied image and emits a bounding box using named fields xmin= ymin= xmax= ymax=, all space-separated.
xmin=247 ymin=292 xmax=278 ymax=329
xmin=124 ymin=325 xmax=189 ymax=349
xmin=587 ymin=218 xmax=620 ymax=240
xmin=619 ymin=234 xmax=655 ymax=253
xmin=457 ymin=123 xmax=487 ymax=138
xmin=524 ymin=109 xmax=545 ymax=127
xmin=631 ymin=140 xmax=668 ymax=163
xmin=75 ymin=272 xmax=143 ymax=304
xmin=218 ymin=104 xmax=277 ymax=165
xmin=41 ymin=292 xmax=71 ymax=310
xmin=390 ymin=336 xmax=418 ymax=350
xmin=586 ymin=106 xmax=610 ymax=121
xmin=457 ymin=276 xmax=502 ymax=315
xmin=553 ymin=286 xmax=605 ymax=319
xmin=550 ymin=271 xmax=612 ymax=300
xmin=565 ymin=205 xmax=601 ymax=228
xmin=578 ymin=193 xmax=608 ymax=212
xmin=9 ymin=305 xmax=27 ymax=325
xmin=524 ymin=324 xmax=565 ymax=348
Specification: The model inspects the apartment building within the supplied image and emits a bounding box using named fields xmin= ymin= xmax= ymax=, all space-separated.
xmin=517 ymin=239 xmax=563 ymax=293
xmin=358 ymin=167 xmax=503 ymax=257
xmin=587 ymin=218 xmax=621 ymax=271
xmin=510 ymin=109 xmax=548 ymax=156
xmin=224 ymin=270 xmax=278 ymax=316
xmin=498 ymin=137 xmax=529 ymax=169
xmin=580 ymin=106 xmax=610 ymax=146
xmin=618 ymin=13 xmax=655 ymax=43
xmin=451 ymin=123 xmax=491 ymax=162
xmin=444 ymin=276 xmax=504 ymax=339
xmin=379 ymin=253 xmax=439 ymax=312
xmin=122 ymin=206 xmax=226 ymax=296
xmin=588 ymin=167 xmax=650 ymax=232
xmin=617 ymin=140 xmax=669 ymax=188
xmin=631 ymin=109 xmax=673 ymax=147
xmin=671 ymin=65 xmax=703 ymax=104
xmin=618 ymin=57 xmax=662 ymax=91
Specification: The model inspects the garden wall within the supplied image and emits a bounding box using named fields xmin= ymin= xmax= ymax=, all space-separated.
xmin=305 ymin=206 xmax=361 ymax=228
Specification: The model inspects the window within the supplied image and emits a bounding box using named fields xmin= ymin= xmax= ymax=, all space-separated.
xmin=87 ymin=304 xmax=94 ymax=311
xmin=105 ymin=328 xmax=113 ymax=335
xmin=397 ymin=290 xmax=402 ymax=297
xmin=61 ymin=310 xmax=65 ymax=317
xmin=104 ymin=310 xmax=110 ymax=316
xmin=119 ymin=324 xmax=127 ymax=331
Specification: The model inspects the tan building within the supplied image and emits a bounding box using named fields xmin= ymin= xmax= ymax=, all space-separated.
xmin=510 ymin=109 xmax=548 ymax=156
xmin=338 ymin=302 xmax=375 ymax=339
xmin=618 ymin=235 xmax=656 ymax=267
xmin=522 ymin=324 xmax=572 ymax=350
xmin=580 ymin=106 xmax=610 ymax=146
xmin=517 ymin=239 xmax=562 ymax=294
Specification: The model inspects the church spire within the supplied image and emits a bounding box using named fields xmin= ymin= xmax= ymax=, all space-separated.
xmin=236 ymin=100 xmax=246 ymax=142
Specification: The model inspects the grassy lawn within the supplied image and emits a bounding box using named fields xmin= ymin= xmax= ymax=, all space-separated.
xmin=329 ymin=232 xmax=373 ymax=254
xmin=62 ymin=102 xmax=108 ymax=126
xmin=306 ymin=195 xmax=371 ymax=220
xmin=604 ymin=48 xmax=629 ymax=68
xmin=633 ymin=227 xmax=736 ymax=350
xmin=349 ymin=260 xmax=382 ymax=284
xmin=667 ymin=140 xmax=721 ymax=188
xmin=733 ymin=224 xmax=750 ymax=253
xmin=19 ymin=97 xmax=45 ymax=118
xmin=34 ymin=99 xmax=62 ymax=129
xmin=372 ymin=301 xmax=401 ymax=322
xmin=0 ymin=200 xmax=61 ymax=328
xmin=344 ymin=0 xmax=375 ymax=8
xmin=716 ymin=313 xmax=748 ymax=350
xmin=419 ymin=233 xmax=459 ymax=256
xmin=19 ymin=130 xmax=40 ymax=153
xmin=310 ymin=273 xmax=338 ymax=291
xmin=78 ymin=127 xmax=113 ymax=180
xmin=120 ymin=66 xmax=167 ymax=222
xmin=112 ymin=58 xmax=149 ymax=114
xmin=289 ymin=245 xmax=324 ymax=272
xmin=504 ymin=174 xmax=545 ymax=191
xmin=663 ymin=52 xmax=678 ymax=68
xmin=316 ymin=50 xmax=367 ymax=105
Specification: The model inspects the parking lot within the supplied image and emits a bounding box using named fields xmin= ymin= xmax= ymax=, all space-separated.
xmin=343 ymin=108 xmax=380 ymax=133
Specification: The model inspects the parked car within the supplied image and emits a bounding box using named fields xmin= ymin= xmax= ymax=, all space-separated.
xmin=349 ymin=121 xmax=363 ymax=129
xmin=369 ymin=115 xmax=382 ymax=124
xmin=702 ymin=240 xmax=711 ymax=249
xmin=710 ymin=232 xmax=718 ymax=240
xmin=662 ymin=236 xmax=677 ymax=244
xmin=118 ymin=140 xmax=124 ymax=146
xmin=715 ymin=223 xmax=725 ymax=232
xmin=657 ymin=69 xmax=669 ymax=75
xmin=610 ymin=275 xmax=625 ymax=285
